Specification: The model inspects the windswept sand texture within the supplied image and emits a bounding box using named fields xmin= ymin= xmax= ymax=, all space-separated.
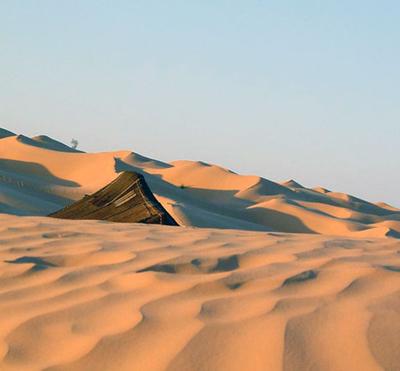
xmin=1 ymin=130 xmax=400 ymax=370
xmin=0 ymin=129 xmax=399 ymax=237
xmin=1 ymin=214 xmax=400 ymax=370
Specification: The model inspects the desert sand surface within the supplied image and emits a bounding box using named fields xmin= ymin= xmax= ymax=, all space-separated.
xmin=1 ymin=129 xmax=399 ymax=238
xmin=1 ymin=214 xmax=400 ymax=371
xmin=1 ymin=129 xmax=400 ymax=370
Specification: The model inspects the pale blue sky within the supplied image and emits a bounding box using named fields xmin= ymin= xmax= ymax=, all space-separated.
xmin=1 ymin=1 xmax=399 ymax=206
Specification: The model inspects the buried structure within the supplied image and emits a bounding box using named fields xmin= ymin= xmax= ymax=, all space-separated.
xmin=49 ymin=171 xmax=178 ymax=226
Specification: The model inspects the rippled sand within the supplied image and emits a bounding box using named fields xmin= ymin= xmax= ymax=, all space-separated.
xmin=1 ymin=214 xmax=400 ymax=370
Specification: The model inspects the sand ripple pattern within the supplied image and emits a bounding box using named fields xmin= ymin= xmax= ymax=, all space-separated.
xmin=1 ymin=214 xmax=400 ymax=371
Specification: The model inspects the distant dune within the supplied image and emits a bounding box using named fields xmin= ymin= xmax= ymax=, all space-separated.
xmin=0 ymin=128 xmax=16 ymax=139
xmin=1 ymin=128 xmax=398 ymax=238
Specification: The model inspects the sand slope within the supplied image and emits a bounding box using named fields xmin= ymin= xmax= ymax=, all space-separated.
xmin=0 ymin=214 xmax=400 ymax=370
xmin=1 ymin=129 xmax=399 ymax=238
xmin=1 ymin=130 xmax=400 ymax=370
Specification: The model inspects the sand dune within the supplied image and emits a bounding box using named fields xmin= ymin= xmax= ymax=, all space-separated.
xmin=0 ymin=128 xmax=16 ymax=139
xmin=1 ymin=129 xmax=400 ymax=370
xmin=0 ymin=214 xmax=400 ymax=370
xmin=21 ymin=135 xmax=83 ymax=153
xmin=1 ymin=129 xmax=399 ymax=238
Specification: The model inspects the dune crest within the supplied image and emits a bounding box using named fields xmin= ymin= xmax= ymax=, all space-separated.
xmin=281 ymin=179 xmax=304 ymax=189
xmin=0 ymin=128 xmax=15 ymax=139
xmin=0 ymin=129 xmax=399 ymax=238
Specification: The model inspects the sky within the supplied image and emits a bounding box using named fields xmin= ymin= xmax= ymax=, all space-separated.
xmin=1 ymin=1 xmax=399 ymax=206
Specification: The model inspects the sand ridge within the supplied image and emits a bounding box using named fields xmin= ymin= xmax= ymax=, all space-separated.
xmin=0 ymin=214 xmax=400 ymax=370
xmin=0 ymin=130 xmax=399 ymax=238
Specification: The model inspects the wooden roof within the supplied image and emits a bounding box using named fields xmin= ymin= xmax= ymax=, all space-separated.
xmin=49 ymin=171 xmax=178 ymax=226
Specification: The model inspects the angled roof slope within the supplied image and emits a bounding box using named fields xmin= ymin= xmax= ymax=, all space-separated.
xmin=49 ymin=171 xmax=178 ymax=225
